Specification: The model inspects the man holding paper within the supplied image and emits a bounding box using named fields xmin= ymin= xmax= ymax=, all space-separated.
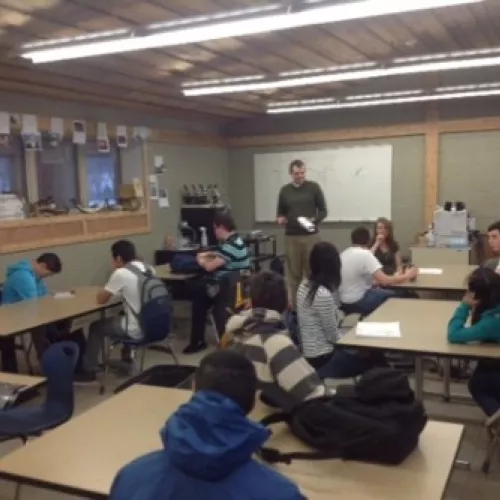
xmin=277 ymin=159 xmax=327 ymax=308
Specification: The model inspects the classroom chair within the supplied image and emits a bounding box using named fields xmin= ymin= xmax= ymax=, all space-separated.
xmin=0 ymin=342 xmax=78 ymax=500
xmin=99 ymin=323 xmax=178 ymax=395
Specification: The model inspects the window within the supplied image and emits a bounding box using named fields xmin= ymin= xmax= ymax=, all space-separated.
xmin=36 ymin=138 xmax=78 ymax=207
xmin=86 ymin=143 xmax=121 ymax=206
xmin=0 ymin=136 xmax=26 ymax=197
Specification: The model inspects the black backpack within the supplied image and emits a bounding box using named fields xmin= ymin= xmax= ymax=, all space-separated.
xmin=259 ymin=368 xmax=427 ymax=466
xmin=125 ymin=264 xmax=172 ymax=342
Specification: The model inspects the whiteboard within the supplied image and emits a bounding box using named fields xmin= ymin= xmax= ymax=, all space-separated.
xmin=254 ymin=145 xmax=392 ymax=222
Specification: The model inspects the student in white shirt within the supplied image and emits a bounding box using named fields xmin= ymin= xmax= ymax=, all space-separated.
xmin=340 ymin=227 xmax=417 ymax=317
xmin=297 ymin=241 xmax=384 ymax=379
xmin=80 ymin=240 xmax=150 ymax=382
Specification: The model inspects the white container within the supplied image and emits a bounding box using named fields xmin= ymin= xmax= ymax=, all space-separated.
xmin=199 ymin=226 xmax=208 ymax=248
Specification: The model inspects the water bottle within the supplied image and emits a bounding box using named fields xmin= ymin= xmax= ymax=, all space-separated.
xmin=200 ymin=226 xmax=208 ymax=248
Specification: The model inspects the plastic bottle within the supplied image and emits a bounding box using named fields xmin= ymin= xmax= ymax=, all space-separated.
xmin=200 ymin=226 xmax=208 ymax=248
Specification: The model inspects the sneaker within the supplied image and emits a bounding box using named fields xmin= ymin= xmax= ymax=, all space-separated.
xmin=74 ymin=371 xmax=97 ymax=383
xmin=183 ymin=342 xmax=208 ymax=354
xmin=486 ymin=408 xmax=500 ymax=428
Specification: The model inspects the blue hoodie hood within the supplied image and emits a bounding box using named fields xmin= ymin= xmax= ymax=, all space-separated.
xmin=2 ymin=260 xmax=48 ymax=304
xmin=162 ymin=391 xmax=270 ymax=481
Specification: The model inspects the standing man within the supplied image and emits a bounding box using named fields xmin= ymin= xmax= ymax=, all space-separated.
xmin=277 ymin=159 xmax=327 ymax=308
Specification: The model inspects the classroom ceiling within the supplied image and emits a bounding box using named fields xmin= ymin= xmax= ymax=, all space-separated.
xmin=0 ymin=0 xmax=499 ymax=122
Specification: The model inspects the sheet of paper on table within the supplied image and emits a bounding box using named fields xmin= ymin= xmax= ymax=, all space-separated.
xmin=418 ymin=268 xmax=443 ymax=275
xmin=356 ymin=322 xmax=401 ymax=338
xmin=53 ymin=292 xmax=75 ymax=299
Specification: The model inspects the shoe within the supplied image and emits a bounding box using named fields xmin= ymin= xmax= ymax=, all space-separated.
xmin=486 ymin=408 xmax=500 ymax=428
xmin=74 ymin=371 xmax=97 ymax=383
xmin=183 ymin=342 xmax=208 ymax=354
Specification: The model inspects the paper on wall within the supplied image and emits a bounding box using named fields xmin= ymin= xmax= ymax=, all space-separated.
xmin=97 ymin=122 xmax=110 ymax=153
xmin=133 ymin=126 xmax=150 ymax=141
xmin=154 ymin=155 xmax=165 ymax=174
xmin=149 ymin=174 xmax=159 ymax=200
xmin=21 ymin=114 xmax=38 ymax=135
xmin=116 ymin=125 xmax=128 ymax=148
xmin=49 ymin=117 xmax=64 ymax=145
xmin=0 ymin=112 xmax=10 ymax=135
xmin=72 ymin=120 xmax=86 ymax=145
xmin=158 ymin=188 xmax=169 ymax=208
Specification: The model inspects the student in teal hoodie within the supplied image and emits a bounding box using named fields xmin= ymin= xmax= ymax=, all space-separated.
xmin=448 ymin=267 xmax=500 ymax=426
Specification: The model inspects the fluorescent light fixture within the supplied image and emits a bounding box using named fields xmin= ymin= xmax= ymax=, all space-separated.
xmin=183 ymin=46 xmax=500 ymax=96
xmin=21 ymin=0 xmax=483 ymax=63
xmin=266 ymin=83 xmax=500 ymax=114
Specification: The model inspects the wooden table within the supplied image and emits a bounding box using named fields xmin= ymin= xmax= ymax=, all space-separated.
xmin=0 ymin=286 xmax=117 ymax=338
xmin=338 ymin=299 xmax=500 ymax=399
xmin=393 ymin=265 xmax=476 ymax=292
xmin=0 ymin=373 xmax=45 ymax=392
xmin=155 ymin=265 xmax=196 ymax=282
xmin=0 ymin=385 xmax=463 ymax=500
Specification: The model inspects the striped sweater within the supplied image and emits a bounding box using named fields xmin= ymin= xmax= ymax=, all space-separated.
xmin=226 ymin=308 xmax=326 ymax=412
xmin=296 ymin=280 xmax=343 ymax=359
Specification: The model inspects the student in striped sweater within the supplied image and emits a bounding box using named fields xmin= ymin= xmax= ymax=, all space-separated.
xmin=224 ymin=271 xmax=326 ymax=412
xmin=297 ymin=241 xmax=385 ymax=379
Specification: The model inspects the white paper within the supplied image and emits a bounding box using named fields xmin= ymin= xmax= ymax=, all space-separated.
xmin=116 ymin=125 xmax=127 ymax=148
xmin=154 ymin=155 xmax=165 ymax=174
xmin=133 ymin=126 xmax=150 ymax=141
xmin=21 ymin=114 xmax=38 ymax=134
xmin=97 ymin=122 xmax=108 ymax=140
xmin=297 ymin=216 xmax=315 ymax=232
xmin=72 ymin=120 xmax=86 ymax=145
xmin=50 ymin=117 xmax=64 ymax=136
xmin=149 ymin=174 xmax=159 ymax=199
xmin=0 ymin=112 xmax=10 ymax=134
xmin=53 ymin=292 xmax=75 ymax=299
xmin=418 ymin=268 xmax=443 ymax=275
xmin=356 ymin=322 xmax=401 ymax=338
xmin=158 ymin=188 xmax=169 ymax=208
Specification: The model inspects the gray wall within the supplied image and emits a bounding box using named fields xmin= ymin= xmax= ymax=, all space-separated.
xmin=228 ymin=136 xmax=425 ymax=255
xmin=0 ymin=92 xmax=228 ymax=289
xmin=0 ymin=141 xmax=228 ymax=289
xmin=440 ymin=131 xmax=500 ymax=230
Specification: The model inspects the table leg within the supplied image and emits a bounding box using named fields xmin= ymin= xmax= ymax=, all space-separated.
xmin=442 ymin=358 xmax=451 ymax=402
xmin=414 ymin=356 xmax=424 ymax=401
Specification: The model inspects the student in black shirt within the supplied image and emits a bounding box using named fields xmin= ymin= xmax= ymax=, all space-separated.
xmin=370 ymin=217 xmax=402 ymax=276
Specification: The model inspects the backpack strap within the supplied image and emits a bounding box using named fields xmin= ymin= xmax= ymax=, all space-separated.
xmin=122 ymin=263 xmax=154 ymax=321
xmin=259 ymin=411 xmax=342 ymax=464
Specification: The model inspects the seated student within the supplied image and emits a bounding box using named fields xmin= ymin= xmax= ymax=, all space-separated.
xmin=297 ymin=241 xmax=383 ymax=379
xmin=448 ymin=267 xmax=500 ymax=427
xmin=340 ymin=227 xmax=417 ymax=317
xmin=483 ymin=221 xmax=500 ymax=272
xmin=109 ymin=350 xmax=305 ymax=500
xmin=0 ymin=253 xmax=86 ymax=374
xmin=224 ymin=270 xmax=326 ymax=412
xmin=184 ymin=211 xmax=250 ymax=354
xmin=370 ymin=217 xmax=403 ymax=275
xmin=79 ymin=239 xmax=152 ymax=382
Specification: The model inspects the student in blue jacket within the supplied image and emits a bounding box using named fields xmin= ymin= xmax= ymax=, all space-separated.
xmin=447 ymin=267 xmax=500 ymax=427
xmin=109 ymin=350 xmax=305 ymax=500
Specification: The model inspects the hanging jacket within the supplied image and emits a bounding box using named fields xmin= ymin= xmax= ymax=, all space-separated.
xmin=109 ymin=390 xmax=305 ymax=500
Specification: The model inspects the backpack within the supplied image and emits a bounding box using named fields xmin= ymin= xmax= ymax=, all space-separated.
xmin=125 ymin=264 xmax=172 ymax=342
xmin=259 ymin=368 xmax=427 ymax=466
xmin=170 ymin=253 xmax=203 ymax=274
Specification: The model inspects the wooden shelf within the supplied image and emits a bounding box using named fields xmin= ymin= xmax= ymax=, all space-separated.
xmin=0 ymin=211 xmax=150 ymax=253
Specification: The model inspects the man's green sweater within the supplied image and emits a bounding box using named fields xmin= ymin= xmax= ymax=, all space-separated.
xmin=277 ymin=181 xmax=327 ymax=236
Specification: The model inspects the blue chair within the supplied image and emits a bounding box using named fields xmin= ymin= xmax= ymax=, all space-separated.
xmin=0 ymin=341 xmax=78 ymax=443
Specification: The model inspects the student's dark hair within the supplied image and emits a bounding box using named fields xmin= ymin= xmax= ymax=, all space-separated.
xmin=250 ymin=270 xmax=288 ymax=313
xmin=289 ymin=159 xmax=304 ymax=173
xmin=487 ymin=221 xmax=500 ymax=233
xmin=111 ymin=240 xmax=137 ymax=264
xmin=36 ymin=253 xmax=62 ymax=274
xmin=307 ymin=242 xmax=342 ymax=305
xmin=195 ymin=350 xmax=257 ymax=415
xmin=351 ymin=226 xmax=371 ymax=246
xmin=467 ymin=267 xmax=500 ymax=324
xmin=213 ymin=210 xmax=236 ymax=232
